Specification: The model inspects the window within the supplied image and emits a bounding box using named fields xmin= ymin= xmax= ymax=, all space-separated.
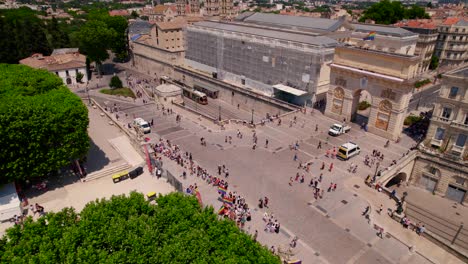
xmin=435 ymin=127 xmax=445 ymax=140
xmin=429 ymin=167 xmax=439 ymax=175
xmin=455 ymin=176 xmax=466 ymax=186
xmin=464 ymin=114 xmax=468 ymax=125
xmin=442 ymin=107 xmax=452 ymax=119
xmin=455 ymin=134 xmax=467 ymax=147
xmin=449 ymin=87 xmax=459 ymax=98
xmin=55 ymin=72 xmax=59 ymax=75
xmin=65 ymin=70 xmax=69 ymax=76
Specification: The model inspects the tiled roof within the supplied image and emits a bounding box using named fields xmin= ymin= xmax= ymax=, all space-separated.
xmin=156 ymin=21 xmax=185 ymax=30
xmin=394 ymin=19 xmax=436 ymax=29
xmin=109 ymin=10 xmax=129 ymax=16
xmin=20 ymin=52 xmax=86 ymax=72
xmin=153 ymin=5 xmax=169 ymax=14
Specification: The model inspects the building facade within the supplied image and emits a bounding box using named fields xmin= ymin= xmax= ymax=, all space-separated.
xmin=435 ymin=17 xmax=468 ymax=68
xmin=19 ymin=48 xmax=88 ymax=86
xmin=325 ymin=24 xmax=420 ymax=140
xmin=395 ymin=20 xmax=438 ymax=74
xmin=129 ymin=20 xmax=185 ymax=77
xmin=185 ymin=20 xmax=338 ymax=105
xmin=204 ymin=0 xmax=233 ymax=17
xmin=410 ymin=66 xmax=468 ymax=203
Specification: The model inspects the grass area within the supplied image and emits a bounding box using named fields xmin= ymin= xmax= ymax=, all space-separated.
xmin=100 ymin=87 xmax=136 ymax=98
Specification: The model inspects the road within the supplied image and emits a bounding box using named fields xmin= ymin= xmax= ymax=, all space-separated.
xmin=408 ymin=84 xmax=440 ymax=112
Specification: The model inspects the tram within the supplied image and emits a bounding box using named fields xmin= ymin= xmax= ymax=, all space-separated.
xmin=183 ymin=88 xmax=208 ymax=105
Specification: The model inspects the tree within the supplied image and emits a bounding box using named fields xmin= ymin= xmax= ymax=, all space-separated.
xmin=359 ymin=0 xmax=429 ymax=25
xmin=0 ymin=7 xmax=52 ymax=63
xmin=101 ymin=15 xmax=129 ymax=61
xmin=429 ymin=55 xmax=439 ymax=70
xmin=109 ymin=75 xmax=123 ymax=89
xmin=0 ymin=64 xmax=89 ymax=183
xmin=46 ymin=16 xmax=70 ymax=49
xmin=77 ymin=20 xmax=116 ymax=76
xmin=0 ymin=192 xmax=280 ymax=263
xmin=76 ymin=72 xmax=84 ymax=83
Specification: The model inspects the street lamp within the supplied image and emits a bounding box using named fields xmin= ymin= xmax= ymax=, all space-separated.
xmin=251 ymin=109 xmax=254 ymax=124
xmin=373 ymin=161 xmax=380 ymax=182
xmin=85 ymin=84 xmax=91 ymax=105
xmin=218 ymin=105 xmax=221 ymax=121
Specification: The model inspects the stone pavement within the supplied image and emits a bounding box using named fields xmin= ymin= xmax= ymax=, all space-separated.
xmin=344 ymin=176 xmax=463 ymax=264
xmin=88 ymin=92 xmax=454 ymax=264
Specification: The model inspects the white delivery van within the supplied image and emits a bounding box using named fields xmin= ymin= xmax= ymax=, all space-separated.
xmin=133 ymin=118 xmax=151 ymax=134
xmin=337 ymin=142 xmax=361 ymax=160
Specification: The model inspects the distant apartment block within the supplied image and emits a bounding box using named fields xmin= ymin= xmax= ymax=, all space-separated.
xmin=395 ymin=19 xmax=438 ymax=74
xmin=435 ymin=17 xmax=468 ymax=68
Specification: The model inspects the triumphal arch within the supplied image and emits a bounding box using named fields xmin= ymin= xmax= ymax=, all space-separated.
xmin=325 ymin=46 xmax=420 ymax=141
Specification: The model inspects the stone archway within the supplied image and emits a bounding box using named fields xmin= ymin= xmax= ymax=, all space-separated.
xmin=66 ymin=78 xmax=72 ymax=85
xmin=385 ymin=172 xmax=407 ymax=188
xmin=351 ymin=89 xmax=373 ymax=125
xmin=325 ymin=65 xmax=413 ymax=140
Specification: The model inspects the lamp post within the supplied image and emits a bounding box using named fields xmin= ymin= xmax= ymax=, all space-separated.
xmin=218 ymin=105 xmax=221 ymax=121
xmin=86 ymin=83 xmax=91 ymax=105
xmin=373 ymin=161 xmax=380 ymax=182
xmin=251 ymin=109 xmax=254 ymax=124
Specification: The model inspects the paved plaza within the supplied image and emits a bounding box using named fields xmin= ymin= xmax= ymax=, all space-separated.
xmin=86 ymin=85 xmax=464 ymax=264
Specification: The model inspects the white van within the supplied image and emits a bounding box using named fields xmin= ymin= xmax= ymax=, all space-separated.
xmin=133 ymin=118 xmax=151 ymax=134
xmin=337 ymin=142 xmax=361 ymax=160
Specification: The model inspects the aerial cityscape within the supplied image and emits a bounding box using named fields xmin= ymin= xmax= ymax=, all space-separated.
xmin=0 ymin=0 xmax=467 ymax=263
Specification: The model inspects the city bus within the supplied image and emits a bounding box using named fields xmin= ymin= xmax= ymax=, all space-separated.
xmin=183 ymin=88 xmax=208 ymax=105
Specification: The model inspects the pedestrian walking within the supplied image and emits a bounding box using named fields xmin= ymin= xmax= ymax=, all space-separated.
xmin=265 ymin=139 xmax=269 ymax=148
xmin=151 ymin=119 xmax=154 ymax=126
xmin=379 ymin=204 xmax=383 ymax=214
xmin=315 ymin=124 xmax=318 ymax=132
xmin=295 ymin=173 xmax=300 ymax=181
xmin=321 ymin=162 xmax=325 ymax=170
xmin=328 ymin=183 xmax=333 ymax=192
xmin=362 ymin=206 xmax=370 ymax=216
xmin=252 ymin=143 xmax=257 ymax=150
xmin=225 ymin=168 xmax=229 ymax=178
xmin=289 ymin=177 xmax=293 ymax=186
xmin=293 ymin=153 xmax=298 ymax=161
xmin=377 ymin=227 xmax=384 ymax=238
xmin=317 ymin=141 xmax=322 ymax=149
xmin=333 ymin=183 xmax=337 ymax=191
xmin=264 ymin=197 xmax=269 ymax=208
xmin=329 ymin=162 xmax=334 ymax=172
xmin=253 ymin=230 xmax=258 ymax=242
xmin=300 ymin=175 xmax=305 ymax=183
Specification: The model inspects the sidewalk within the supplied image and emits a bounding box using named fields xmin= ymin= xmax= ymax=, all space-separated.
xmin=344 ymin=176 xmax=463 ymax=264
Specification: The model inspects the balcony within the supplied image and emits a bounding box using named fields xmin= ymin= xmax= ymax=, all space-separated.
xmin=431 ymin=138 xmax=443 ymax=147
xmin=433 ymin=116 xmax=451 ymax=123
xmin=451 ymin=144 xmax=465 ymax=154
xmin=451 ymin=121 xmax=468 ymax=130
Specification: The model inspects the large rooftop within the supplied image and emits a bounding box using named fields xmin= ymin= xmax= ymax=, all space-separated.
xmin=236 ymin=12 xmax=346 ymax=32
xmin=191 ymin=21 xmax=338 ymax=48
xmin=351 ymin=23 xmax=417 ymax=37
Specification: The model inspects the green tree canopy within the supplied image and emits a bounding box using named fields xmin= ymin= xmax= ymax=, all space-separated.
xmin=0 ymin=192 xmax=280 ymax=263
xmin=359 ymin=0 xmax=430 ymax=24
xmin=109 ymin=75 xmax=123 ymax=89
xmin=77 ymin=20 xmax=116 ymax=75
xmin=0 ymin=64 xmax=89 ymax=182
xmin=0 ymin=7 xmax=51 ymax=63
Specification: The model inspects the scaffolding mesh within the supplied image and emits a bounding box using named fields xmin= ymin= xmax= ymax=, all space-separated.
xmin=185 ymin=26 xmax=334 ymax=95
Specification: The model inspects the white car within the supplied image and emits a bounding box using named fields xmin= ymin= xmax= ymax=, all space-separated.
xmin=329 ymin=123 xmax=351 ymax=136
xmin=133 ymin=118 xmax=151 ymax=134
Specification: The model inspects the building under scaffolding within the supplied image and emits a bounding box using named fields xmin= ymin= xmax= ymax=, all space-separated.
xmin=185 ymin=19 xmax=340 ymax=105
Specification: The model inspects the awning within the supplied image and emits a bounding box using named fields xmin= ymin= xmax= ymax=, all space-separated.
xmin=273 ymin=84 xmax=308 ymax=96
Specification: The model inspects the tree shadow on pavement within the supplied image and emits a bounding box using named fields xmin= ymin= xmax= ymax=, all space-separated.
xmin=83 ymin=139 xmax=111 ymax=174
